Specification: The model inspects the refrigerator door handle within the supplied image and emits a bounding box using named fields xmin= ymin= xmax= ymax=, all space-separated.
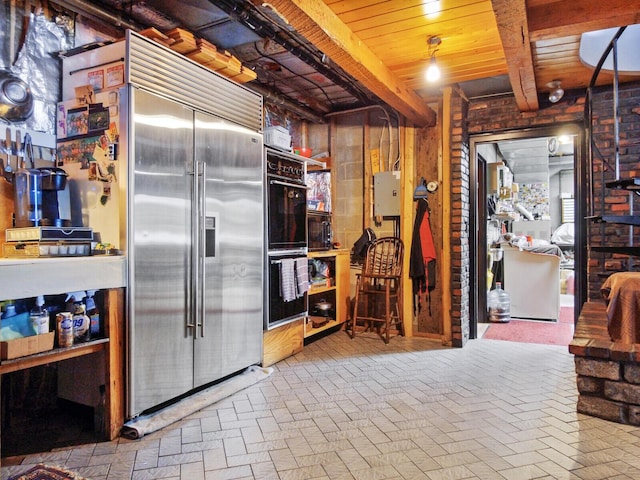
xmin=198 ymin=161 xmax=207 ymax=338
xmin=187 ymin=160 xmax=201 ymax=331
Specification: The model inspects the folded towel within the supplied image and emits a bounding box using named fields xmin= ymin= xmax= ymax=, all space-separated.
xmin=279 ymin=258 xmax=296 ymax=302
xmin=295 ymin=257 xmax=309 ymax=298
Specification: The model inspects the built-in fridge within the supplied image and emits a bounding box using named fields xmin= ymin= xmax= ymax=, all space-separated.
xmin=59 ymin=31 xmax=264 ymax=418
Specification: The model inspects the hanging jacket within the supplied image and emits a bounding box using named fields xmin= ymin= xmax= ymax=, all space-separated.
xmin=409 ymin=199 xmax=437 ymax=313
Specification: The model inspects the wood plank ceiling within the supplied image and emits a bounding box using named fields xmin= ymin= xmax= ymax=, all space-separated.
xmin=51 ymin=0 xmax=640 ymax=126
xmin=304 ymin=0 xmax=640 ymax=122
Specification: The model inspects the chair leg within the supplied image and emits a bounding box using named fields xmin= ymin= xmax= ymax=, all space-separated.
xmin=396 ymin=286 xmax=404 ymax=337
xmin=385 ymin=285 xmax=391 ymax=344
xmin=350 ymin=279 xmax=359 ymax=339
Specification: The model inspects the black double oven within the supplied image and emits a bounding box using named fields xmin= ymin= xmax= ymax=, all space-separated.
xmin=265 ymin=147 xmax=308 ymax=329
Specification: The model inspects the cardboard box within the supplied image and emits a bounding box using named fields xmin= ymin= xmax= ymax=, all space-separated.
xmin=1 ymin=332 xmax=55 ymax=360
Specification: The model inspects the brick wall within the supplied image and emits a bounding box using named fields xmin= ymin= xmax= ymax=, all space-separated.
xmin=447 ymin=82 xmax=640 ymax=346
xmin=588 ymin=83 xmax=640 ymax=297
xmin=449 ymin=91 xmax=584 ymax=346
xmin=450 ymin=96 xmax=471 ymax=347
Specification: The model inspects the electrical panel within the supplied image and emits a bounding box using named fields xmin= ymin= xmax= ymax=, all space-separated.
xmin=374 ymin=171 xmax=401 ymax=216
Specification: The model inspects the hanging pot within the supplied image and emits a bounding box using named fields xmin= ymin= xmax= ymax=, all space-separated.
xmin=0 ymin=71 xmax=33 ymax=123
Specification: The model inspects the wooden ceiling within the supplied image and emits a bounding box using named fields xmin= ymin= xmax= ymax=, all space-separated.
xmin=263 ymin=0 xmax=640 ymax=125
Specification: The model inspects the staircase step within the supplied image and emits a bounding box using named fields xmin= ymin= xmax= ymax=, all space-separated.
xmin=606 ymin=177 xmax=640 ymax=190
xmin=600 ymin=215 xmax=640 ymax=226
xmin=591 ymin=246 xmax=640 ymax=256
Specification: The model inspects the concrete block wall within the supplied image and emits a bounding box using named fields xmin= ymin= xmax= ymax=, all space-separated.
xmin=308 ymin=112 xmax=398 ymax=255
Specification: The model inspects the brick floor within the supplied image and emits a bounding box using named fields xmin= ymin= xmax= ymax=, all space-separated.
xmin=4 ymin=331 xmax=640 ymax=480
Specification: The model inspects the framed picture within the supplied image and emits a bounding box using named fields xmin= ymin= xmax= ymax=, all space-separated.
xmin=88 ymin=104 xmax=109 ymax=132
xmin=66 ymin=106 xmax=89 ymax=137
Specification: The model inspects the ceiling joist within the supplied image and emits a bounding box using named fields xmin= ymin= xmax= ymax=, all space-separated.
xmin=262 ymin=0 xmax=437 ymax=127
xmin=491 ymin=0 xmax=539 ymax=111
xmin=527 ymin=0 xmax=640 ymax=42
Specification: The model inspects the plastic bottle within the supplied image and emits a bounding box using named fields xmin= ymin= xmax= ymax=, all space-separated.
xmin=56 ymin=311 xmax=73 ymax=348
xmin=67 ymin=291 xmax=90 ymax=343
xmin=2 ymin=301 xmax=17 ymax=319
xmin=487 ymin=282 xmax=511 ymax=323
xmin=86 ymin=290 xmax=100 ymax=339
xmin=29 ymin=295 xmax=49 ymax=335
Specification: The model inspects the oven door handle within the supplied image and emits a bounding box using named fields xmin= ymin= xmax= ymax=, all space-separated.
xmin=269 ymin=179 xmax=306 ymax=190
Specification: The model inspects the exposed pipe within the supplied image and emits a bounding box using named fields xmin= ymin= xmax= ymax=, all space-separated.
xmin=325 ymin=105 xmax=396 ymax=169
xmin=52 ymin=0 xmax=143 ymax=31
xmin=248 ymin=82 xmax=323 ymax=123
xmin=210 ymin=0 xmax=372 ymax=106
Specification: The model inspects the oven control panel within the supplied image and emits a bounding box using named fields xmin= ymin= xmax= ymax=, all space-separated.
xmin=266 ymin=149 xmax=305 ymax=184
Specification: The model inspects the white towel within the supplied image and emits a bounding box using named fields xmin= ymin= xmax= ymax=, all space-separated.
xmin=280 ymin=258 xmax=296 ymax=302
xmin=295 ymin=257 xmax=309 ymax=298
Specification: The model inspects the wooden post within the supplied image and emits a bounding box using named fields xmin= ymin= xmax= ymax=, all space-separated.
xmin=401 ymin=119 xmax=414 ymax=337
xmin=104 ymin=288 xmax=125 ymax=440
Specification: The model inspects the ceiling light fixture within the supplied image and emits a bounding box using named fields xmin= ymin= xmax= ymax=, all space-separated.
xmin=547 ymin=80 xmax=564 ymax=103
xmin=425 ymin=36 xmax=442 ymax=83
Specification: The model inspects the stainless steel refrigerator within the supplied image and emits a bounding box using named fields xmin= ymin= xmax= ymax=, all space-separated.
xmin=128 ymin=88 xmax=264 ymax=416
xmin=60 ymin=32 xmax=264 ymax=418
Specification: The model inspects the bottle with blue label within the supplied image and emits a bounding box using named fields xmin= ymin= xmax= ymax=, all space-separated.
xmin=67 ymin=291 xmax=90 ymax=343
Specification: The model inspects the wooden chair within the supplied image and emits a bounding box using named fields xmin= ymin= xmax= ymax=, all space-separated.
xmin=349 ymin=237 xmax=404 ymax=344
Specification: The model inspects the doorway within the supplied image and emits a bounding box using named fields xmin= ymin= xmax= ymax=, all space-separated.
xmin=469 ymin=125 xmax=586 ymax=342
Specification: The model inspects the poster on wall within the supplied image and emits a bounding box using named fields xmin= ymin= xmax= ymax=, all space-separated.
xmin=520 ymin=183 xmax=550 ymax=219
xmin=306 ymin=170 xmax=332 ymax=212
xmin=88 ymin=69 xmax=104 ymax=91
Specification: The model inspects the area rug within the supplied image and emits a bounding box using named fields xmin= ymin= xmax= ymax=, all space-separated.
xmin=559 ymin=305 xmax=574 ymax=324
xmin=121 ymin=365 xmax=273 ymax=439
xmin=8 ymin=464 xmax=86 ymax=480
xmin=482 ymin=307 xmax=575 ymax=346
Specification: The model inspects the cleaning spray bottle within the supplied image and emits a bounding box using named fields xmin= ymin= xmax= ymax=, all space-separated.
xmin=29 ymin=295 xmax=49 ymax=335
xmin=67 ymin=291 xmax=90 ymax=343
xmin=86 ymin=290 xmax=100 ymax=339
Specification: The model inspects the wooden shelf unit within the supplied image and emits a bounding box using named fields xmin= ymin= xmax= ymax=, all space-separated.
xmin=306 ymin=250 xmax=349 ymax=339
xmin=0 ymin=257 xmax=126 ymax=458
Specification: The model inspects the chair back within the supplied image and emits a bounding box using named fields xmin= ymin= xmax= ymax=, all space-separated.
xmin=362 ymin=237 xmax=404 ymax=279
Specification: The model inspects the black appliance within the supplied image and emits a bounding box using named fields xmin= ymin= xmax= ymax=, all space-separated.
xmin=40 ymin=167 xmax=71 ymax=227
xmin=266 ymin=148 xmax=307 ymax=251
xmin=267 ymin=252 xmax=308 ymax=329
xmin=308 ymin=211 xmax=332 ymax=251
xmin=265 ymin=147 xmax=308 ymax=329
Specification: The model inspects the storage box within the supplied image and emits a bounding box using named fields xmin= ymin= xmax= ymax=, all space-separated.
xmin=264 ymin=126 xmax=291 ymax=150
xmin=1 ymin=332 xmax=55 ymax=360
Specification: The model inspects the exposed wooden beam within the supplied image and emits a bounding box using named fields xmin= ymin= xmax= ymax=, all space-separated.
xmin=491 ymin=0 xmax=539 ymax=111
xmin=528 ymin=0 xmax=640 ymax=42
xmin=261 ymin=0 xmax=437 ymax=127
